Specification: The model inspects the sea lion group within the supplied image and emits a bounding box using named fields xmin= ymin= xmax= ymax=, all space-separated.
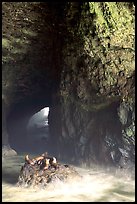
xmin=25 ymin=152 xmax=58 ymax=170
xmin=18 ymin=152 xmax=81 ymax=188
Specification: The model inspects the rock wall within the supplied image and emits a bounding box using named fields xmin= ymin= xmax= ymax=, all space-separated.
xmin=59 ymin=2 xmax=135 ymax=166
xmin=2 ymin=2 xmax=64 ymax=153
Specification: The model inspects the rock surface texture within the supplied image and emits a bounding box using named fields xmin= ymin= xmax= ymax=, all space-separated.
xmin=17 ymin=154 xmax=81 ymax=188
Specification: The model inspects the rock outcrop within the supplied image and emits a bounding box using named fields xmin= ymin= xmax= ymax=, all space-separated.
xmin=17 ymin=153 xmax=81 ymax=188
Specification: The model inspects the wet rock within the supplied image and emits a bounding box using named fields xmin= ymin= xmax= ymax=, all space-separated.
xmin=117 ymin=101 xmax=135 ymax=164
xmin=17 ymin=154 xmax=81 ymax=188
xmin=2 ymin=145 xmax=17 ymax=157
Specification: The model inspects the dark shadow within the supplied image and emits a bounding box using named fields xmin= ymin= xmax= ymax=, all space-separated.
xmin=2 ymin=169 xmax=20 ymax=184
xmin=2 ymin=156 xmax=24 ymax=184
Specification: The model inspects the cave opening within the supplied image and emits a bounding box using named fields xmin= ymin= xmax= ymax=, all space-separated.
xmin=26 ymin=107 xmax=50 ymax=154
xmin=7 ymin=98 xmax=56 ymax=155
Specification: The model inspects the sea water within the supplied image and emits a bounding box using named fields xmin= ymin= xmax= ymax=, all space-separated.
xmin=2 ymin=154 xmax=135 ymax=202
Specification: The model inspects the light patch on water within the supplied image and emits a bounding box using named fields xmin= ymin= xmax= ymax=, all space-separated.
xmin=2 ymin=154 xmax=135 ymax=202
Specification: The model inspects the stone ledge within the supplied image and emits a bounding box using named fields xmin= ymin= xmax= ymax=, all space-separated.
xmin=2 ymin=145 xmax=17 ymax=157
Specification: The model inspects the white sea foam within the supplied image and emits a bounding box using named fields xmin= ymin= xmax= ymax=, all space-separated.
xmin=2 ymin=154 xmax=135 ymax=202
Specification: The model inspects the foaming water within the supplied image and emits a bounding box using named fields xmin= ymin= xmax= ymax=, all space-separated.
xmin=2 ymin=154 xmax=135 ymax=202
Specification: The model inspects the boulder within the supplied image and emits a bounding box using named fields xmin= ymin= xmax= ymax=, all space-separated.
xmin=2 ymin=145 xmax=17 ymax=157
xmin=17 ymin=154 xmax=81 ymax=188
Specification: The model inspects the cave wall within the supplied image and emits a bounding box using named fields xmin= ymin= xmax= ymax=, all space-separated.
xmin=59 ymin=2 xmax=135 ymax=166
xmin=2 ymin=2 xmax=64 ymax=153
xmin=2 ymin=2 xmax=135 ymax=166
xmin=2 ymin=98 xmax=9 ymax=146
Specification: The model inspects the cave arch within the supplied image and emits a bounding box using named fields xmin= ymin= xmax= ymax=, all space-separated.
xmin=7 ymin=96 xmax=56 ymax=154
xmin=7 ymin=92 xmax=62 ymax=156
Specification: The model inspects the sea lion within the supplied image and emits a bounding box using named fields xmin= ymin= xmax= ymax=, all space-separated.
xmin=43 ymin=157 xmax=57 ymax=170
xmin=25 ymin=152 xmax=58 ymax=170
xmin=25 ymin=155 xmax=35 ymax=165
xmin=43 ymin=158 xmax=50 ymax=170
xmin=49 ymin=157 xmax=57 ymax=168
xmin=33 ymin=152 xmax=48 ymax=165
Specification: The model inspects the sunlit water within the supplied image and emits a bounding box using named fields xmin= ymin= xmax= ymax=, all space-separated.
xmin=2 ymin=154 xmax=135 ymax=202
